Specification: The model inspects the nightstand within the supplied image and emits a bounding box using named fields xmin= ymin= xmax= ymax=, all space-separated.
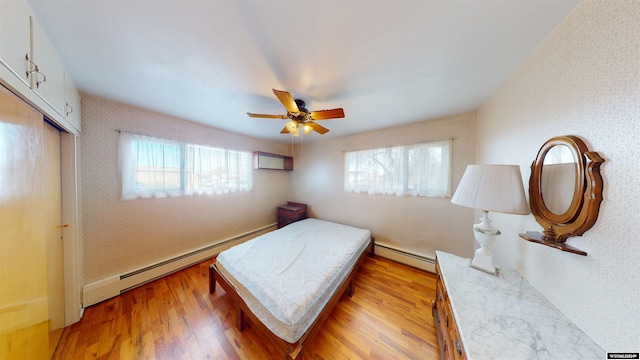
xmin=277 ymin=202 xmax=307 ymax=228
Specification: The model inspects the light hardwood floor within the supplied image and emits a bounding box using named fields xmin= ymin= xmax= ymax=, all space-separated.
xmin=53 ymin=256 xmax=439 ymax=359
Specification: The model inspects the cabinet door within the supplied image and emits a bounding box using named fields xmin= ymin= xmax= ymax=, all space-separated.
xmin=30 ymin=16 xmax=66 ymax=117
xmin=64 ymin=72 xmax=81 ymax=131
xmin=0 ymin=0 xmax=32 ymax=88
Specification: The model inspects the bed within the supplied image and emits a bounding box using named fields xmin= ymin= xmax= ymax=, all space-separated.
xmin=209 ymin=218 xmax=373 ymax=359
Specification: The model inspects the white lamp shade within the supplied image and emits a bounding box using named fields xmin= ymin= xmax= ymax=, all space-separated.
xmin=451 ymin=165 xmax=529 ymax=215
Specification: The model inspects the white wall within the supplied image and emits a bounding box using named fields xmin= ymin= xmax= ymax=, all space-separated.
xmin=80 ymin=95 xmax=293 ymax=283
xmin=290 ymin=112 xmax=477 ymax=260
xmin=477 ymin=0 xmax=639 ymax=351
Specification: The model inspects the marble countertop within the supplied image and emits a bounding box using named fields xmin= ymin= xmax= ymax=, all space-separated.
xmin=436 ymin=251 xmax=604 ymax=360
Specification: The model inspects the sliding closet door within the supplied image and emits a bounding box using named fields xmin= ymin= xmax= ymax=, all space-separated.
xmin=0 ymin=85 xmax=48 ymax=358
xmin=44 ymin=120 xmax=64 ymax=356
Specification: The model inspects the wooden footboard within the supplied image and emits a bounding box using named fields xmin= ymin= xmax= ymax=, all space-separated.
xmin=209 ymin=237 xmax=374 ymax=359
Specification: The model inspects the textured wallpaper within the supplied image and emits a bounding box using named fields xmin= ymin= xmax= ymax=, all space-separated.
xmin=477 ymin=0 xmax=639 ymax=351
xmin=290 ymin=112 xmax=477 ymax=260
xmin=80 ymin=95 xmax=292 ymax=283
xmin=77 ymin=0 xmax=638 ymax=351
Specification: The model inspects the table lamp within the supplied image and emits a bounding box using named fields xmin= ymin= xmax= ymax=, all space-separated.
xmin=451 ymin=165 xmax=529 ymax=275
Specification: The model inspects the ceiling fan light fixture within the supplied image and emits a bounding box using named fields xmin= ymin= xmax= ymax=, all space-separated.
xmin=247 ymin=89 xmax=344 ymax=136
xmin=285 ymin=120 xmax=298 ymax=132
xmin=302 ymin=123 xmax=313 ymax=134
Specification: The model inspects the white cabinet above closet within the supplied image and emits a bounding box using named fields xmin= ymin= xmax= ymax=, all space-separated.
xmin=30 ymin=16 xmax=66 ymax=120
xmin=0 ymin=0 xmax=32 ymax=88
xmin=64 ymin=72 xmax=81 ymax=131
xmin=0 ymin=0 xmax=81 ymax=134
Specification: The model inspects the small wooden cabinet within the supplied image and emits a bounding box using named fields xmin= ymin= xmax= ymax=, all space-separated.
xmin=277 ymin=202 xmax=307 ymax=228
xmin=254 ymin=151 xmax=293 ymax=171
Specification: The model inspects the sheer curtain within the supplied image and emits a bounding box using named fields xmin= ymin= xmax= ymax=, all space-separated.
xmin=344 ymin=146 xmax=405 ymax=196
xmin=344 ymin=139 xmax=451 ymax=197
xmin=185 ymin=146 xmax=253 ymax=195
xmin=407 ymin=140 xmax=451 ymax=197
xmin=119 ymin=132 xmax=252 ymax=200
xmin=119 ymin=132 xmax=184 ymax=200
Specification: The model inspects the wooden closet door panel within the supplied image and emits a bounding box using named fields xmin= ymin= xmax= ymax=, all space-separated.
xmin=44 ymin=120 xmax=64 ymax=356
xmin=0 ymin=85 xmax=48 ymax=359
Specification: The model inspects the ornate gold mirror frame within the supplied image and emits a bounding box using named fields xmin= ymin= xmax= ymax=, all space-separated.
xmin=520 ymin=135 xmax=604 ymax=255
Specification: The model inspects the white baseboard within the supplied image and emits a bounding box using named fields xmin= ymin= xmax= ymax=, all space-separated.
xmin=82 ymin=224 xmax=276 ymax=307
xmin=374 ymin=243 xmax=436 ymax=273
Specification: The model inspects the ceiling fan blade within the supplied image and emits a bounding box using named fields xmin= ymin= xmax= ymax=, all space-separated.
xmin=310 ymin=108 xmax=345 ymax=120
xmin=247 ymin=112 xmax=288 ymax=119
xmin=307 ymin=121 xmax=330 ymax=134
xmin=273 ymin=89 xmax=300 ymax=113
xmin=280 ymin=126 xmax=290 ymax=134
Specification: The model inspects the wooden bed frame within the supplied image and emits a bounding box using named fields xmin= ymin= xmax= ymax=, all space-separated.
xmin=209 ymin=237 xmax=374 ymax=359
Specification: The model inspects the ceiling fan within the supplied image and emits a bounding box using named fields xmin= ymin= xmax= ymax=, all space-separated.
xmin=247 ymin=89 xmax=345 ymax=136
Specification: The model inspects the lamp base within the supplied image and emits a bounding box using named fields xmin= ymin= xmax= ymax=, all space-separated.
xmin=469 ymin=254 xmax=499 ymax=276
xmin=469 ymin=211 xmax=500 ymax=276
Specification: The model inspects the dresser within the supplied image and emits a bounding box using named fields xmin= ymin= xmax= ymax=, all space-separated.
xmin=432 ymin=251 xmax=604 ymax=360
xmin=277 ymin=202 xmax=307 ymax=228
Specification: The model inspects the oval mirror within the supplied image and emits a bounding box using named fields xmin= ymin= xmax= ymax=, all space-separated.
xmin=540 ymin=144 xmax=578 ymax=216
xmin=520 ymin=135 xmax=604 ymax=256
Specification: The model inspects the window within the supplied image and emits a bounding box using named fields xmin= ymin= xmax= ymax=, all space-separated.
xmin=344 ymin=139 xmax=451 ymax=197
xmin=186 ymin=145 xmax=253 ymax=195
xmin=119 ymin=132 xmax=252 ymax=200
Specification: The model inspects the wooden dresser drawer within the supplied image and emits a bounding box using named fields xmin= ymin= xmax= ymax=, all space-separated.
xmin=278 ymin=208 xmax=302 ymax=218
xmin=433 ymin=256 xmax=467 ymax=360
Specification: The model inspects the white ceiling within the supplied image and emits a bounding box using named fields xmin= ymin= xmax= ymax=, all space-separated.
xmin=27 ymin=0 xmax=578 ymax=143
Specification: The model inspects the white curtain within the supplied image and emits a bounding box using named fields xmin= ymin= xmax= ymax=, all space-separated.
xmin=186 ymin=146 xmax=253 ymax=195
xmin=344 ymin=139 xmax=451 ymax=197
xmin=119 ymin=132 xmax=252 ymax=200
xmin=119 ymin=132 xmax=137 ymax=199
xmin=406 ymin=140 xmax=451 ymax=197
xmin=119 ymin=132 xmax=184 ymax=200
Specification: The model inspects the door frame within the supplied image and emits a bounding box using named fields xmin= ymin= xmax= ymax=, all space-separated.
xmin=60 ymin=131 xmax=83 ymax=325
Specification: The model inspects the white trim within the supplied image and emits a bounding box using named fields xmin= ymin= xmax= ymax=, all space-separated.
xmin=82 ymin=224 xmax=276 ymax=307
xmin=61 ymin=133 xmax=84 ymax=326
xmin=82 ymin=275 xmax=120 ymax=307
xmin=374 ymin=243 xmax=436 ymax=273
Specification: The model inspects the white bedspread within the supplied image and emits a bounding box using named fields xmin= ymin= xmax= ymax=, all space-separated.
xmin=216 ymin=218 xmax=371 ymax=343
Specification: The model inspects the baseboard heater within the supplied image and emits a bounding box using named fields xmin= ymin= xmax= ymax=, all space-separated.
xmin=374 ymin=243 xmax=436 ymax=273
xmin=82 ymin=224 xmax=276 ymax=307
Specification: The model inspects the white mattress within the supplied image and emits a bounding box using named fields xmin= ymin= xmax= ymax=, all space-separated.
xmin=216 ymin=218 xmax=371 ymax=343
